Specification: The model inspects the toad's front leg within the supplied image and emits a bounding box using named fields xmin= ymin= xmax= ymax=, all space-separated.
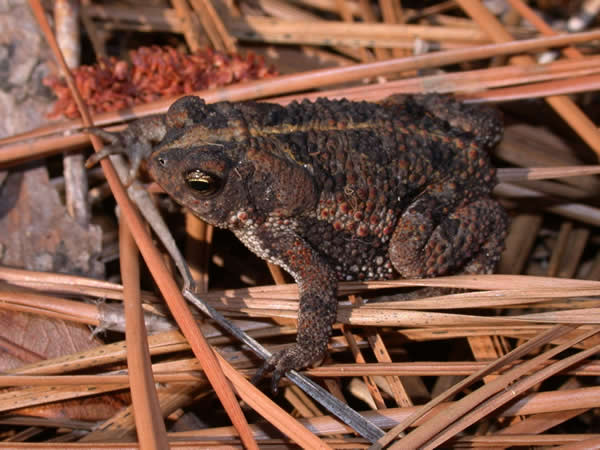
xmin=85 ymin=115 xmax=168 ymax=181
xmin=236 ymin=227 xmax=338 ymax=392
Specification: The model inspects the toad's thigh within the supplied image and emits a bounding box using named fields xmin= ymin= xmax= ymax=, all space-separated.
xmin=389 ymin=197 xmax=507 ymax=278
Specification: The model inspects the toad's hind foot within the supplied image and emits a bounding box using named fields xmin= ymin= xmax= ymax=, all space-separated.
xmin=390 ymin=196 xmax=508 ymax=278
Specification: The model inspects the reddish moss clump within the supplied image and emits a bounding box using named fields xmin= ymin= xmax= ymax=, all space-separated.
xmin=44 ymin=46 xmax=278 ymax=118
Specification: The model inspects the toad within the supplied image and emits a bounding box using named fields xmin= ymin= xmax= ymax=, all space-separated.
xmin=90 ymin=94 xmax=508 ymax=389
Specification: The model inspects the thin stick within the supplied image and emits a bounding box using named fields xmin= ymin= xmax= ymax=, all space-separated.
xmin=120 ymin=219 xmax=168 ymax=448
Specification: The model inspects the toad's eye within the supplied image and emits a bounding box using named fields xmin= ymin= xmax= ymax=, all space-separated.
xmin=184 ymin=169 xmax=221 ymax=196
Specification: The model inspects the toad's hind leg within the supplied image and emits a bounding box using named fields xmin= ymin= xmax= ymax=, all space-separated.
xmin=382 ymin=94 xmax=503 ymax=149
xmin=389 ymin=195 xmax=508 ymax=278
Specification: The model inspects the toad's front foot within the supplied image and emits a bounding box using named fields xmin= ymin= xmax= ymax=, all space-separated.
xmin=84 ymin=115 xmax=168 ymax=182
xmin=253 ymin=343 xmax=326 ymax=393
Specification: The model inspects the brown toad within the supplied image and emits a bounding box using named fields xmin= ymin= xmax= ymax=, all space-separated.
xmin=91 ymin=94 xmax=508 ymax=389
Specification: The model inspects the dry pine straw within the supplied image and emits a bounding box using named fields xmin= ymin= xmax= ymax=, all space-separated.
xmin=1 ymin=0 xmax=600 ymax=447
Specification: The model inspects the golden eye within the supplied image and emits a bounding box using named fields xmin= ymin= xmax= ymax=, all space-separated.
xmin=184 ymin=169 xmax=221 ymax=195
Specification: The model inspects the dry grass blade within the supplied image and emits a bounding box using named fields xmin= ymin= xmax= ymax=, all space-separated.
xmin=497 ymin=182 xmax=600 ymax=227
xmin=558 ymin=436 xmax=600 ymax=449
xmin=0 ymin=289 xmax=100 ymax=325
xmin=307 ymin=359 xmax=600 ymax=378
xmin=395 ymin=326 xmax=600 ymax=449
xmin=173 ymin=385 xmax=600 ymax=440
xmin=208 ymin=273 xmax=600 ymax=296
xmin=189 ymin=0 xmax=236 ymax=53
xmin=227 ymin=16 xmax=494 ymax=47
xmin=171 ymin=0 xmax=204 ymax=52
xmin=339 ymin=306 xmax=600 ymax=327
xmin=6 ymin=330 xmax=188 ymax=376
xmin=119 ymin=220 xmax=168 ymax=448
xmin=452 ymin=435 xmax=600 ymax=447
xmin=0 ymin=374 xmax=196 ymax=386
xmin=81 ymin=384 xmax=201 ymax=443
xmin=199 ymin=274 xmax=600 ymax=324
xmin=274 ymin=55 xmax=600 ymax=104
xmin=467 ymin=73 xmax=600 ymax=103
xmin=498 ymin=165 xmax=600 ymax=182
xmin=0 ymin=283 xmax=172 ymax=336
xmin=372 ymin=324 xmax=574 ymax=447
xmin=423 ymin=333 xmax=600 ymax=448
xmin=368 ymin=287 xmax=600 ymax=310
xmin=0 ymin=383 xmax=128 ymax=413
xmin=0 ymin=266 xmax=124 ymax=296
